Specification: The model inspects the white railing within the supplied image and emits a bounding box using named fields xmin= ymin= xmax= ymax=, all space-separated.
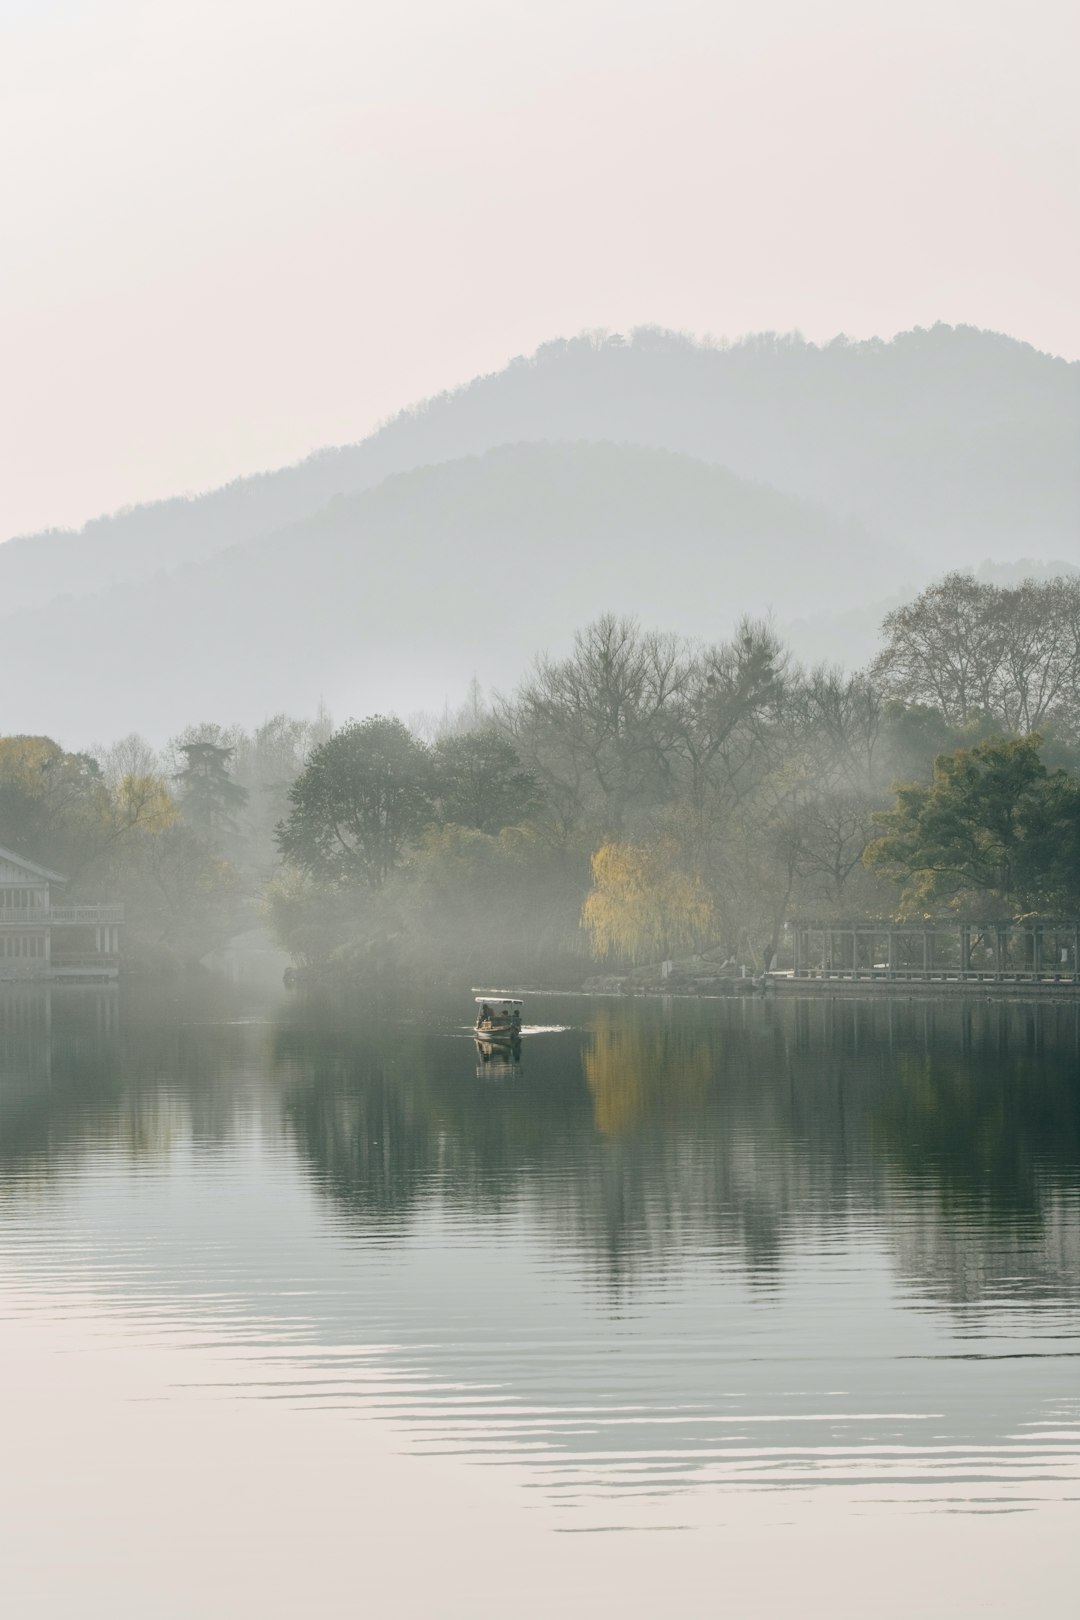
xmin=48 ymin=904 xmax=124 ymax=925
xmin=0 ymin=903 xmax=124 ymax=926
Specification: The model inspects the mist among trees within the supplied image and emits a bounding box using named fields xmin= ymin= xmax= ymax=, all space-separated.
xmin=6 ymin=571 xmax=1080 ymax=984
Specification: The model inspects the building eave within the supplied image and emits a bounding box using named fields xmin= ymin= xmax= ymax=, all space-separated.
xmin=0 ymin=844 xmax=68 ymax=884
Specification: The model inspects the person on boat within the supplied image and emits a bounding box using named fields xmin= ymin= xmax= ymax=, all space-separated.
xmin=479 ymin=1002 xmax=493 ymax=1028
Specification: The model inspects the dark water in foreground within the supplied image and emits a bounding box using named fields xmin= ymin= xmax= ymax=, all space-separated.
xmin=1 ymin=983 xmax=1078 ymax=1612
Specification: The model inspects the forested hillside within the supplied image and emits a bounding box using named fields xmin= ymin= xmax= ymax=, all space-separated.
xmin=2 ymin=324 xmax=1077 ymax=618
xmin=0 ymin=443 xmax=892 ymax=741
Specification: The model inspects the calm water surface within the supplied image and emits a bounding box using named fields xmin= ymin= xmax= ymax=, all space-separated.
xmin=1 ymin=983 xmax=1078 ymax=1614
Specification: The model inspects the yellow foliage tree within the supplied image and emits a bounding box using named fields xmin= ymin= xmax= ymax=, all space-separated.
xmin=0 ymin=734 xmax=109 ymax=874
xmin=0 ymin=735 xmax=59 ymax=788
xmin=114 ymin=773 xmax=177 ymax=837
xmin=581 ymin=838 xmax=714 ymax=963
xmin=0 ymin=734 xmax=178 ymax=883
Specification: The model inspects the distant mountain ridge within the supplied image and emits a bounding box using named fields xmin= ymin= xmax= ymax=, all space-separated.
xmin=2 ymin=323 xmax=1077 ymax=620
xmin=0 ymin=442 xmax=909 ymax=743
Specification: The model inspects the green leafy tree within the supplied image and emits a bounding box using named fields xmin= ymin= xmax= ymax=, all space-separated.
xmin=433 ymin=729 xmax=541 ymax=833
xmin=865 ymin=736 xmax=1080 ymax=914
xmin=277 ymin=716 xmax=434 ymax=888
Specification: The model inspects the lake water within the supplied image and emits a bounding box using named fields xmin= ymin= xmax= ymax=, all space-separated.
xmin=2 ymin=983 xmax=1078 ymax=1617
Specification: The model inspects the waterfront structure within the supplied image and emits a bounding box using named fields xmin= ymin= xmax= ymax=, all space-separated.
xmin=791 ymin=918 xmax=1080 ymax=985
xmin=0 ymin=845 xmax=122 ymax=981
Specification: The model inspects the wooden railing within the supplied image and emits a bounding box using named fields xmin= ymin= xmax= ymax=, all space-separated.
xmin=0 ymin=904 xmax=124 ymax=926
xmin=50 ymin=952 xmax=121 ymax=967
xmin=791 ymin=919 xmax=1080 ymax=981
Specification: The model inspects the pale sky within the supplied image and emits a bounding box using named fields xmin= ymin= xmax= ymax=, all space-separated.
xmin=2 ymin=0 xmax=1078 ymax=541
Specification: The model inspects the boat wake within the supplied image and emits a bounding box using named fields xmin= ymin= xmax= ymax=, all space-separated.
xmin=459 ymin=1024 xmax=567 ymax=1036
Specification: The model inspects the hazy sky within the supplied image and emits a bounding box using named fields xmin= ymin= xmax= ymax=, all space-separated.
xmin=2 ymin=0 xmax=1078 ymax=541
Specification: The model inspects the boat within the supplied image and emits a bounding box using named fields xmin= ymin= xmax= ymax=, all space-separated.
xmin=473 ymin=995 xmax=523 ymax=1040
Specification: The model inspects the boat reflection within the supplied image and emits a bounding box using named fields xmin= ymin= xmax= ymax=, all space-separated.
xmin=474 ymin=1032 xmax=522 ymax=1076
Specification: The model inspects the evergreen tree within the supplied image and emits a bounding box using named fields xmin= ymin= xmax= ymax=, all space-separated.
xmin=174 ymin=742 xmax=248 ymax=846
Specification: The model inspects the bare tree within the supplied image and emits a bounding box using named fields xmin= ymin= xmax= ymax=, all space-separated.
xmin=993 ymin=577 xmax=1080 ymax=734
xmin=503 ymin=616 xmax=692 ymax=835
xmin=874 ymin=572 xmax=1080 ymax=736
xmin=793 ymin=667 xmax=886 ymax=794
xmin=873 ymin=573 xmax=1003 ymax=723
xmin=674 ymin=617 xmax=788 ymax=813
xmin=92 ymin=732 xmax=162 ymax=789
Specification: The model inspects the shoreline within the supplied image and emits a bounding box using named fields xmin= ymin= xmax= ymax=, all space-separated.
xmin=544 ymin=977 xmax=1080 ymax=1004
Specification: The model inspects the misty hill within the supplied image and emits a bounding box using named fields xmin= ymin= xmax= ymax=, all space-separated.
xmin=0 ymin=442 xmax=909 ymax=744
xmin=2 ymin=323 xmax=1077 ymax=618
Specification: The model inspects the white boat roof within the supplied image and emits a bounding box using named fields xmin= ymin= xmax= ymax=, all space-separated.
xmin=474 ymin=996 xmax=523 ymax=1005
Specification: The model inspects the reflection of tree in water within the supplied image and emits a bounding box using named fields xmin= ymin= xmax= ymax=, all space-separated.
xmin=3 ymin=983 xmax=1078 ymax=1315
xmin=582 ymin=1009 xmax=711 ymax=1134
xmin=275 ymin=1018 xmax=442 ymax=1230
xmin=0 ymin=982 xmax=262 ymax=1185
xmin=273 ymin=996 xmax=595 ymax=1231
xmin=868 ymin=1007 xmax=1080 ymax=1307
xmin=573 ymin=1005 xmax=819 ymax=1287
xmin=277 ymin=999 xmax=850 ymax=1288
xmin=276 ymin=993 xmax=1080 ymax=1310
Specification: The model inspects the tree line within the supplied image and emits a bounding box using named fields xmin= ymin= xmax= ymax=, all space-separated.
xmin=3 ymin=569 xmax=1080 ymax=979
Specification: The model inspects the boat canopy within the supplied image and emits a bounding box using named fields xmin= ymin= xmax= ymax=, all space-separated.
xmin=474 ymin=996 xmax=523 ymax=1006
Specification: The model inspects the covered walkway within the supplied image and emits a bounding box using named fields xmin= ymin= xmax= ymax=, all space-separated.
xmin=791 ymin=919 xmax=1080 ymax=985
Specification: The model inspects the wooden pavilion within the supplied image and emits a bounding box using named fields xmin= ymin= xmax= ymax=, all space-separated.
xmin=0 ymin=845 xmax=123 ymax=981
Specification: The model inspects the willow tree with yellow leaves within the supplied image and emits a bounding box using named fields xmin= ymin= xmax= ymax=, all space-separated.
xmin=581 ymin=838 xmax=714 ymax=963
